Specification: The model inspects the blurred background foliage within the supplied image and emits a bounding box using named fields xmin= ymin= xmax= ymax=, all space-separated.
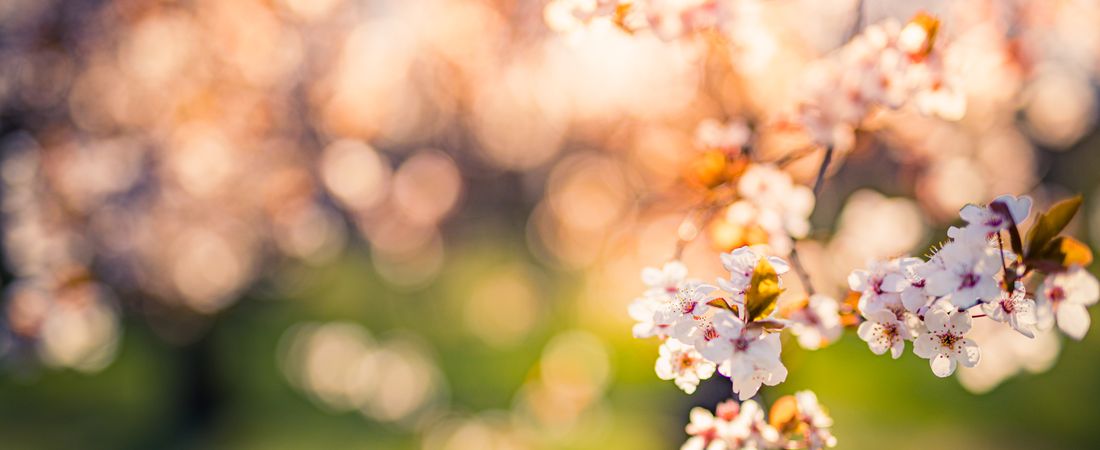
xmin=2 ymin=0 xmax=1100 ymax=449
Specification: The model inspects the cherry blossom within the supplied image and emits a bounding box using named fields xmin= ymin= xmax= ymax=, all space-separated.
xmin=683 ymin=404 xmax=728 ymax=450
xmin=794 ymin=390 xmax=838 ymax=450
xmin=913 ymin=301 xmax=981 ymax=377
xmin=723 ymin=399 xmax=780 ymax=449
xmin=629 ymin=296 xmax=667 ymax=338
xmin=657 ymin=338 xmax=717 ymax=394
xmin=848 ymin=258 xmax=911 ymax=315
xmin=787 ymin=294 xmax=843 ymax=350
xmin=921 ymin=238 xmax=1003 ymax=309
xmin=698 ymin=313 xmax=786 ymax=400
xmin=718 ymin=247 xmax=790 ymax=299
xmin=958 ymin=194 xmax=1032 ymax=241
xmin=857 ymin=309 xmax=907 ymax=359
xmin=981 ymin=282 xmax=1038 ymax=338
xmin=736 ymin=164 xmax=815 ymax=240
xmin=642 ymin=261 xmax=690 ymax=300
xmin=682 ymin=399 xmax=781 ymax=450
xmin=654 ymin=281 xmax=720 ymax=331
xmin=1036 ymin=267 xmax=1100 ymax=340
xmin=794 ymin=15 xmax=965 ymax=150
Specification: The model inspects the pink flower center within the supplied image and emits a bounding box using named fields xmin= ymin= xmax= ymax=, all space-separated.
xmin=680 ymin=301 xmax=697 ymax=315
xmin=733 ymin=337 xmax=750 ymax=352
xmin=702 ymin=325 xmax=719 ymax=342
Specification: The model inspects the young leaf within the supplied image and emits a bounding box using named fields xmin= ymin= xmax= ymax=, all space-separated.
xmin=1025 ymin=195 xmax=1083 ymax=258
xmin=746 ymin=319 xmax=787 ymax=332
xmin=745 ymin=257 xmax=783 ymax=321
xmin=706 ymin=298 xmax=740 ymax=317
xmin=1028 ymin=236 xmax=1094 ymax=272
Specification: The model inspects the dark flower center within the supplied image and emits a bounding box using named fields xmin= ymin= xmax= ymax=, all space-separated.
xmin=959 ymin=272 xmax=980 ymax=289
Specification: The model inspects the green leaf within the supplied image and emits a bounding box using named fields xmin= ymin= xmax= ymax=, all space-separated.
xmin=1025 ymin=195 xmax=1083 ymax=259
xmin=1028 ymin=236 xmax=1094 ymax=272
xmin=745 ymin=257 xmax=783 ymax=322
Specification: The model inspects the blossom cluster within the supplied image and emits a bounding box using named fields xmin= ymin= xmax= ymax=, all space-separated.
xmin=630 ymin=247 xmax=839 ymax=449
xmin=544 ymin=0 xmax=724 ymax=40
xmin=795 ymin=13 xmax=965 ymax=151
xmin=714 ymin=162 xmax=815 ymax=256
xmin=630 ymin=248 xmax=790 ymax=400
xmin=850 ymin=194 xmax=1099 ymax=377
xmin=683 ymin=391 xmax=836 ymax=450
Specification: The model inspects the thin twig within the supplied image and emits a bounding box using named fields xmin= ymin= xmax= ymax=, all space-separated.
xmin=788 ymin=245 xmax=816 ymax=296
xmin=772 ymin=145 xmax=818 ymax=168
xmin=812 ymin=146 xmax=834 ymax=196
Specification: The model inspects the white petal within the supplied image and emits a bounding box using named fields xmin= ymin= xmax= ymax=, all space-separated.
xmin=665 ymin=261 xmax=688 ymax=282
xmin=948 ymin=308 xmax=973 ymax=333
xmin=955 ymin=338 xmax=980 ymax=367
xmin=856 ymin=321 xmax=877 ymax=342
xmin=1057 ymin=303 xmax=1092 ymax=340
xmin=642 ymin=267 xmax=664 ymax=286
xmin=764 ymin=364 xmax=788 ymax=386
xmin=930 ymin=353 xmax=957 ymax=377
xmin=912 ymin=332 xmax=937 ymax=358
xmin=1068 ymin=269 xmax=1100 ymax=306
xmin=733 ymin=376 xmax=764 ymax=401
xmin=655 ymin=358 xmax=674 ymax=380
xmin=881 ymin=273 xmax=908 ymax=292
xmin=923 ymin=303 xmax=951 ymax=332
xmin=848 ymin=270 xmax=869 ymax=291
xmin=681 ymin=437 xmax=706 ymax=450
xmin=923 ymin=271 xmax=957 ymax=297
xmin=958 ymin=204 xmax=984 ymax=224
xmin=675 ymin=374 xmax=700 ymax=394
xmin=890 ymin=339 xmax=905 ymax=359
xmin=687 ymin=408 xmax=713 ymax=428
xmin=766 ymin=256 xmax=791 ymax=274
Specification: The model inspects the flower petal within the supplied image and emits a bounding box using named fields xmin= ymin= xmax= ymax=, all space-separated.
xmin=1057 ymin=303 xmax=1092 ymax=340
xmin=930 ymin=353 xmax=957 ymax=377
xmin=955 ymin=338 xmax=980 ymax=367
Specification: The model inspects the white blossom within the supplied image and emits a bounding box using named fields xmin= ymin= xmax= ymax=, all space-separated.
xmin=787 ymin=294 xmax=843 ymax=350
xmin=642 ymin=261 xmax=689 ymax=300
xmin=794 ymin=390 xmax=838 ymax=449
xmin=629 ymin=296 xmax=666 ymax=338
xmin=718 ymin=246 xmax=790 ymax=299
xmin=857 ymin=309 xmax=907 ymax=359
xmin=922 ymin=238 xmax=1002 ymax=309
xmin=1036 ymin=266 xmax=1100 ymax=340
xmin=848 ymin=258 xmax=911 ymax=315
xmin=682 ymin=404 xmax=728 ymax=450
xmin=657 ymin=338 xmax=717 ymax=394
xmin=701 ymin=313 xmax=787 ymax=400
xmin=913 ymin=301 xmax=980 ymax=377
xmin=958 ymin=194 xmax=1032 ymax=242
xmin=981 ymin=282 xmax=1038 ymax=338
xmin=737 ymin=164 xmax=815 ymax=241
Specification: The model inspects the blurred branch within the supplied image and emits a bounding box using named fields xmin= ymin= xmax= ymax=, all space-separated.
xmin=788 ymin=244 xmax=816 ymax=296
xmin=812 ymin=146 xmax=834 ymax=196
